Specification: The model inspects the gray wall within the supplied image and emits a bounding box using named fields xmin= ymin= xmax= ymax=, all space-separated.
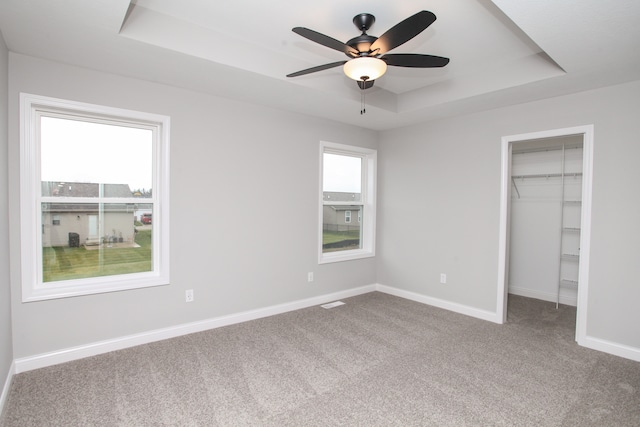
xmin=0 ymin=33 xmax=13 ymax=392
xmin=377 ymin=79 xmax=640 ymax=349
xmin=8 ymin=53 xmax=378 ymax=358
xmin=6 ymin=50 xmax=640 ymax=360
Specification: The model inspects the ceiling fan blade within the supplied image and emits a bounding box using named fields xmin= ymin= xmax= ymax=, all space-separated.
xmin=292 ymin=27 xmax=358 ymax=56
xmin=383 ymin=53 xmax=449 ymax=68
xmin=286 ymin=61 xmax=347 ymax=78
xmin=369 ymin=11 xmax=436 ymax=55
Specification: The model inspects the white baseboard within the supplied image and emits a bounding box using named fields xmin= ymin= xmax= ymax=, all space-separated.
xmin=375 ymin=284 xmax=502 ymax=324
xmin=14 ymin=285 xmax=376 ymax=374
xmin=509 ymin=286 xmax=577 ymax=307
xmin=12 ymin=283 xmax=640 ymax=373
xmin=579 ymin=335 xmax=640 ymax=362
xmin=0 ymin=360 xmax=15 ymax=419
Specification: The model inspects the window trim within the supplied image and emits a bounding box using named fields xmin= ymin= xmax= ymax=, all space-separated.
xmin=20 ymin=93 xmax=170 ymax=302
xmin=319 ymin=141 xmax=376 ymax=264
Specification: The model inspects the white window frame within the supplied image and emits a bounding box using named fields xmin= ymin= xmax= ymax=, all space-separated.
xmin=20 ymin=93 xmax=170 ymax=302
xmin=345 ymin=210 xmax=352 ymax=223
xmin=319 ymin=141 xmax=376 ymax=264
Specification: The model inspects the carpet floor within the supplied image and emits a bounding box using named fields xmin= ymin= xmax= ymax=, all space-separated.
xmin=1 ymin=292 xmax=639 ymax=426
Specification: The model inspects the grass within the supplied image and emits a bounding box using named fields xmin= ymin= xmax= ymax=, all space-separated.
xmin=43 ymin=229 xmax=152 ymax=282
xmin=322 ymin=229 xmax=360 ymax=245
xmin=322 ymin=229 xmax=361 ymax=252
xmin=43 ymin=228 xmax=359 ymax=281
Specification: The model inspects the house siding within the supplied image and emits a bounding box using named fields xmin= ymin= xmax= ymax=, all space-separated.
xmin=39 ymin=181 xmax=136 ymax=246
xmin=322 ymin=191 xmax=362 ymax=231
xmin=42 ymin=211 xmax=135 ymax=247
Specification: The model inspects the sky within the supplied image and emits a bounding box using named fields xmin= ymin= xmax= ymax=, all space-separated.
xmin=40 ymin=116 xmax=153 ymax=191
xmin=40 ymin=116 xmax=360 ymax=194
xmin=323 ymin=153 xmax=361 ymax=193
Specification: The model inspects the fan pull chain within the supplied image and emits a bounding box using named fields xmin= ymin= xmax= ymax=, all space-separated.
xmin=359 ymin=77 xmax=368 ymax=115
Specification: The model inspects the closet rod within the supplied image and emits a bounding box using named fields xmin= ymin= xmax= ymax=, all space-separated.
xmin=512 ymin=144 xmax=582 ymax=155
xmin=511 ymin=172 xmax=582 ymax=180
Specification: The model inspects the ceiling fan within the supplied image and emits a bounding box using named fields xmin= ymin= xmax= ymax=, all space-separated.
xmin=286 ymin=10 xmax=450 ymax=90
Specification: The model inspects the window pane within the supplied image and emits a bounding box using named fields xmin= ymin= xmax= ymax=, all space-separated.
xmin=323 ymin=153 xmax=361 ymax=202
xmin=41 ymin=182 xmax=136 ymax=198
xmin=322 ymin=205 xmax=362 ymax=253
xmin=41 ymin=203 xmax=151 ymax=282
xmin=40 ymin=117 xmax=153 ymax=198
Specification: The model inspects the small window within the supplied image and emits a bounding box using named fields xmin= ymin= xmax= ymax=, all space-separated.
xmin=319 ymin=141 xmax=376 ymax=263
xmin=20 ymin=93 xmax=170 ymax=301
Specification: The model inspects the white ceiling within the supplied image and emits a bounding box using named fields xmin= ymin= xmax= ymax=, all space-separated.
xmin=0 ymin=0 xmax=639 ymax=130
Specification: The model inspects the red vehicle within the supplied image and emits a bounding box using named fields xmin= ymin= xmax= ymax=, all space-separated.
xmin=141 ymin=213 xmax=152 ymax=224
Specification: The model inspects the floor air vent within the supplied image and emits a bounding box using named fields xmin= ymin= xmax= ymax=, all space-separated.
xmin=321 ymin=301 xmax=345 ymax=309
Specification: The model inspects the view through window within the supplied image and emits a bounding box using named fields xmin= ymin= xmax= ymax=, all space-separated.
xmin=322 ymin=152 xmax=363 ymax=253
xmin=40 ymin=117 xmax=153 ymax=282
xmin=320 ymin=142 xmax=376 ymax=263
xmin=20 ymin=94 xmax=170 ymax=301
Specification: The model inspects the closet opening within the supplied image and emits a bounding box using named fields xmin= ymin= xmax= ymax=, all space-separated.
xmin=510 ymin=136 xmax=583 ymax=308
xmin=497 ymin=126 xmax=593 ymax=344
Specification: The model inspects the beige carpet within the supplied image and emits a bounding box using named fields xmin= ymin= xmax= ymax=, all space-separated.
xmin=2 ymin=292 xmax=639 ymax=426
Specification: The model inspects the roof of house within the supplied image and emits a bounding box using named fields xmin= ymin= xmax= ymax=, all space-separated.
xmin=41 ymin=182 xmax=135 ymax=213
xmin=42 ymin=182 xmax=133 ymax=198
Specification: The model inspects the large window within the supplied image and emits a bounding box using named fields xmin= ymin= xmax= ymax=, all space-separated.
xmin=20 ymin=93 xmax=170 ymax=301
xmin=319 ymin=141 xmax=376 ymax=263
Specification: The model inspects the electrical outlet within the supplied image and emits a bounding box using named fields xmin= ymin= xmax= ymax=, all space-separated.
xmin=308 ymin=272 xmax=314 ymax=282
xmin=185 ymin=289 xmax=194 ymax=302
xmin=440 ymin=273 xmax=447 ymax=284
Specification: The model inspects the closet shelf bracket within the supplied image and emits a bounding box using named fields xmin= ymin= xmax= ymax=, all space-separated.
xmin=511 ymin=176 xmax=521 ymax=199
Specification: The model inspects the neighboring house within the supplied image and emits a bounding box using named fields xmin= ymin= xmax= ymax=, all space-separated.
xmin=323 ymin=191 xmax=362 ymax=232
xmin=41 ymin=182 xmax=136 ymax=247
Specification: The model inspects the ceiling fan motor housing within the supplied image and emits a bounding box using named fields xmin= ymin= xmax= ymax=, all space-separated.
xmin=348 ymin=14 xmax=378 ymax=56
xmin=346 ymin=34 xmax=378 ymax=57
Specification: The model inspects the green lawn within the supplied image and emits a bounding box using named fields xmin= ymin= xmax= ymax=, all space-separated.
xmin=322 ymin=229 xmax=360 ymax=244
xmin=322 ymin=229 xmax=361 ymax=252
xmin=43 ymin=229 xmax=152 ymax=282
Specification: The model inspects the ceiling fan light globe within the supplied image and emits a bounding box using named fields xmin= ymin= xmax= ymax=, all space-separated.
xmin=343 ymin=57 xmax=387 ymax=81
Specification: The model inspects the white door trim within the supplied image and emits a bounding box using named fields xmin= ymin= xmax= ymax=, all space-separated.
xmin=497 ymin=125 xmax=594 ymax=345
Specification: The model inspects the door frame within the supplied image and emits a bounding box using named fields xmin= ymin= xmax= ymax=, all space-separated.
xmin=497 ymin=125 xmax=594 ymax=344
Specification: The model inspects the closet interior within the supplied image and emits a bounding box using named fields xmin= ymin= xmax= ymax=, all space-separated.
xmin=508 ymin=135 xmax=583 ymax=307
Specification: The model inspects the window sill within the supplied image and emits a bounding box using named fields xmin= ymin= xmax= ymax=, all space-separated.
xmin=23 ymin=273 xmax=169 ymax=302
xmin=319 ymin=249 xmax=375 ymax=264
